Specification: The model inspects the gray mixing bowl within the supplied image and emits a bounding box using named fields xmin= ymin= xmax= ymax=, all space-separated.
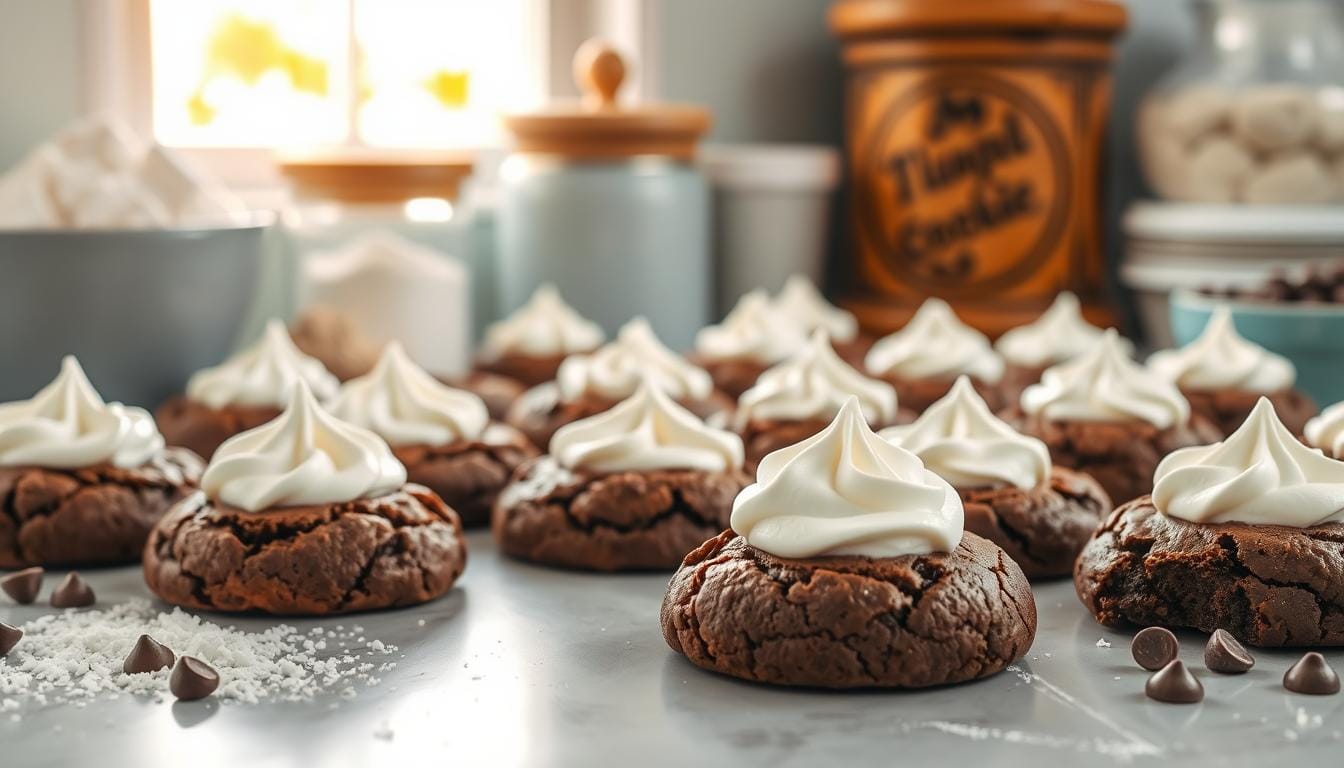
xmin=0 ymin=221 xmax=271 ymax=407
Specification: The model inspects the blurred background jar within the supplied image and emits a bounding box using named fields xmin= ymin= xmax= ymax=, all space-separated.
xmin=1137 ymin=0 xmax=1344 ymax=206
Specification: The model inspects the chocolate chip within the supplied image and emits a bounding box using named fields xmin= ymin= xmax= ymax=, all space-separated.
xmin=1284 ymin=652 xmax=1340 ymax=695
xmin=1 ymin=567 xmax=43 ymax=604
xmin=1132 ymin=627 xmax=1180 ymax=671
xmin=123 ymin=634 xmax=176 ymax=675
xmin=1204 ymin=629 xmax=1254 ymax=674
xmin=170 ymin=656 xmax=220 ymax=701
xmin=0 ymin=622 xmax=21 ymax=657
xmin=1145 ymin=660 xmax=1204 ymax=704
xmin=49 ymin=572 xmax=94 ymax=608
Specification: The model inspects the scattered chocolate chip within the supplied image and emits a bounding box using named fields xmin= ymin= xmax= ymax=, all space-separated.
xmin=0 ymin=567 xmax=43 ymax=604
xmin=1204 ymin=629 xmax=1254 ymax=674
xmin=123 ymin=634 xmax=176 ymax=675
xmin=1132 ymin=627 xmax=1180 ymax=671
xmin=170 ymin=656 xmax=220 ymax=701
xmin=1145 ymin=660 xmax=1204 ymax=704
xmin=1284 ymin=652 xmax=1340 ymax=695
xmin=49 ymin=572 xmax=95 ymax=608
xmin=0 ymin=622 xmax=21 ymax=656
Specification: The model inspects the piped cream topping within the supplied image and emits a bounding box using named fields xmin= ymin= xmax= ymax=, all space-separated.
xmin=481 ymin=284 xmax=605 ymax=359
xmin=329 ymin=342 xmax=489 ymax=447
xmin=995 ymin=292 xmax=1130 ymax=368
xmin=186 ymin=320 xmax=340 ymax=409
xmin=550 ymin=383 xmax=743 ymax=473
xmin=556 ymin=318 xmax=713 ymax=403
xmin=1153 ymin=398 xmax=1344 ymax=526
xmin=864 ymin=299 xmax=1004 ymax=384
xmin=770 ymin=275 xmax=859 ymax=343
xmin=1022 ymin=330 xmax=1190 ymax=429
xmin=1306 ymin=401 xmax=1344 ymax=459
xmin=734 ymin=331 xmax=896 ymax=429
xmin=695 ymin=290 xmax=807 ymax=364
xmin=730 ymin=398 xmax=964 ymax=559
xmin=1147 ymin=306 xmax=1296 ymax=392
xmin=0 ymin=356 xmax=164 ymax=469
xmin=882 ymin=376 xmax=1050 ymax=490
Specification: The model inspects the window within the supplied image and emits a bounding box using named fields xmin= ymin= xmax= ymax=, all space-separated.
xmin=146 ymin=0 xmax=544 ymax=149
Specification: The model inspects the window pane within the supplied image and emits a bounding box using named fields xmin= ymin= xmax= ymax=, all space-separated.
xmin=149 ymin=0 xmax=351 ymax=147
xmin=354 ymin=0 xmax=537 ymax=148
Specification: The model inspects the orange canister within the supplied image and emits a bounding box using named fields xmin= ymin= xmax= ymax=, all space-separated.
xmin=829 ymin=0 xmax=1128 ymax=336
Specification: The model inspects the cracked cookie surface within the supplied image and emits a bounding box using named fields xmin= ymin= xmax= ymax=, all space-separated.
xmin=0 ymin=448 xmax=204 ymax=568
xmin=1075 ymin=498 xmax=1344 ymax=647
xmin=143 ymin=485 xmax=466 ymax=615
xmin=660 ymin=531 xmax=1036 ymax=688
xmin=394 ymin=427 xmax=538 ymax=528
xmin=492 ymin=456 xmax=749 ymax=571
xmin=961 ymin=467 xmax=1111 ymax=580
xmin=1181 ymin=387 xmax=1316 ymax=437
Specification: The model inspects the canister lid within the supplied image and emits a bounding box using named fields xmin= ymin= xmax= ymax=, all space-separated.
xmin=278 ymin=148 xmax=475 ymax=203
xmin=503 ymin=39 xmax=711 ymax=161
xmin=829 ymin=0 xmax=1128 ymax=39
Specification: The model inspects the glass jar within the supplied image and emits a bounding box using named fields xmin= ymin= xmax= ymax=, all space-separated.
xmin=1138 ymin=0 xmax=1344 ymax=205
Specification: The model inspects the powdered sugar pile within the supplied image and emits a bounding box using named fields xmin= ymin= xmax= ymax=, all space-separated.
xmin=0 ymin=599 xmax=397 ymax=711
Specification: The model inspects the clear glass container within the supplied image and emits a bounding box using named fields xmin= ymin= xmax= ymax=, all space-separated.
xmin=1137 ymin=0 xmax=1344 ymax=205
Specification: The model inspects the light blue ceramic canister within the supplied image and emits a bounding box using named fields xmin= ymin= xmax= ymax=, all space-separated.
xmin=498 ymin=40 xmax=712 ymax=350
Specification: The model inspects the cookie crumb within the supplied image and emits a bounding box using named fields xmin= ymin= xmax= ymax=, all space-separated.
xmin=1096 ymin=638 xmax=1111 ymax=648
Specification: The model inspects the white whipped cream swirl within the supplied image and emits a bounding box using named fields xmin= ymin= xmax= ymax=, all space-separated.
xmin=730 ymin=398 xmax=964 ymax=559
xmin=481 ymin=284 xmax=604 ymax=358
xmin=734 ymin=331 xmax=896 ymax=429
xmin=330 ymin=342 xmax=488 ymax=447
xmin=1147 ymin=306 xmax=1296 ymax=392
xmin=695 ymin=290 xmax=806 ymax=364
xmin=864 ymin=298 xmax=1004 ymax=383
xmin=1306 ymin=401 xmax=1344 ymax=459
xmin=770 ymin=275 xmax=859 ymax=343
xmin=995 ymin=292 xmax=1129 ymax=368
xmin=551 ymin=383 xmax=743 ymax=473
xmin=187 ymin=320 xmax=340 ymax=409
xmin=1022 ymin=330 xmax=1190 ymax=429
xmin=1153 ymin=398 xmax=1344 ymax=526
xmin=557 ymin=318 xmax=713 ymax=403
xmin=202 ymin=382 xmax=406 ymax=512
xmin=882 ymin=376 xmax=1050 ymax=490
xmin=0 ymin=356 xmax=164 ymax=469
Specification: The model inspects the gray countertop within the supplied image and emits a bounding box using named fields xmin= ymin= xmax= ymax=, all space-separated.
xmin=3 ymin=530 xmax=1342 ymax=768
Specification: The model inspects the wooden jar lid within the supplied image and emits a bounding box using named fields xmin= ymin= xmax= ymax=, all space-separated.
xmin=830 ymin=0 xmax=1128 ymax=39
xmin=504 ymin=39 xmax=711 ymax=161
xmin=277 ymin=148 xmax=475 ymax=204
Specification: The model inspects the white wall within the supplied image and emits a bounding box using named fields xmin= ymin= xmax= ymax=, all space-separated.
xmin=0 ymin=0 xmax=83 ymax=168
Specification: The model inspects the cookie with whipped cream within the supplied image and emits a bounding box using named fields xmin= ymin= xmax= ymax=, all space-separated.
xmin=1077 ymin=398 xmax=1344 ymax=646
xmin=329 ymin=342 xmax=536 ymax=527
xmin=1014 ymin=330 xmax=1221 ymax=505
xmin=690 ymin=290 xmax=808 ymax=399
xmin=474 ymin=284 xmax=605 ymax=389
xmin=864 ymin=298 xmax=1006 ymax=413
xmin=735 ymin=330 xmax=907 ymax=472
xmin=661 ymin=398 xmax=1035 ymax=688
xmin=771 ymin=275 xmax=874 ymax=364
xmin=144 ymin=381 xmax=466 ymax=615
xmin=882 ymin=377 xmax=1110 ymax=579
xmin=995 ymin=292 xmax=1133 ymax=403
xmin=157 ymin=319 xmax=341 ymax=459
xmin=0 ymin=357 xmax=202 ymax=568
xmin=505 ymin=317 xmax=733 ymax=450
xmin=493 ymin=383 xmax=749 ymax=571
xmin=1148 ymin=306 xmax=1316 ymax=435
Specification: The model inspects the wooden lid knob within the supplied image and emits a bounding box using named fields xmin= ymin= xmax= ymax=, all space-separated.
xmin=574 ymin=38 xmax=626 ymax=110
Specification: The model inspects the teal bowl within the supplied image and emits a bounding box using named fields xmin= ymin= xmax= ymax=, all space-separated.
xmin=1169 ymin=289 xmax=1344 ymax=407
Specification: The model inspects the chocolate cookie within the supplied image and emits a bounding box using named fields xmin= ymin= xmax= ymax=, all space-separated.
xmin=1075 ymin=497 xmax=1344 ymax=647
xmin=1012 ymin=413 xmax=1221 ymax=506
xmin=492 ymin=456 xmax=749 ymax=571
xmin=688 ymin=356 xmax=771 ymax=402
xmin=474 ymin=352 xmax=570 ymax=391
xmin=874 ymin=373 xmax=1005 ymax=415
xmin=506 ymin=384 xmax=733 ymax=452
xmin=143 ymin=485 xmax=466 ymax=615
xmin=0 ymin=449 xmax=203 ymax=568
xmin=661 ymin=530 xmax=1037 ymax=688
xmin=393 ymin=426 xmax=538 ymax=527
xmin=1181 ymin=387 xmax=1316 ymax=437
xmin=961 ymin=467 xmax=1111 ymax=580
xmin=449 ymin=371 xmax=526 ymax=422
xmin=156 ymin=397 xmax=281 ymax=460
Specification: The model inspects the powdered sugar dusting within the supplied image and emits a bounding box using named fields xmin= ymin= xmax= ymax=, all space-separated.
xmin=0 ymin=599 xmax=397 ymax=707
